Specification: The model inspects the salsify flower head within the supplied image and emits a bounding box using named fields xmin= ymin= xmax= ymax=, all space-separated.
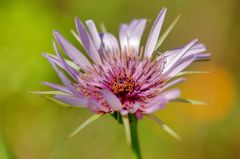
xmin=34 ymin=7 xmax=210 ymax=144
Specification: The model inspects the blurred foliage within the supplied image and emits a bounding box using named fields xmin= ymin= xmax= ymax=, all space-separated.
xmin=0 ymin=0 xmax=240 ymax=159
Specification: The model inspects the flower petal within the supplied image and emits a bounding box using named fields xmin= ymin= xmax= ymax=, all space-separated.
xmin=75 ymin=17 xmax=102 ymax=64
xmin=119 ymin=24 xmax=128 ymax=52
xmin=163 ymin=39 xmax=198 ymax=73
xmin=42 ymin=82 xmax=72 ymax=94
xmin=85 ymin=20 xmax=101 ymax=50
xmin=53 ymin=41 xmax=80 ymax=81
xmin=49 ymin=61 xmax=81 ymax=96
xmin=161 ymin=89 xmax=180 ymax=101
xmin=143 ymin=101 xmax=167 ymax=114
xmin=164 ymin=55 xmax=196 ymax=78
xmin=42 ymin=53 xmax=81 ymax=71
xmin=128 ymin=19 xmax=147 ymax=54
xmin=130 ymin=102 xmax=141 ymax=113
xmin=195 ymin=53 xmax=211 ymax=61
xmin=55 ymin=95 xmax=89 ymax=107
xmin=101 ymin=33 xmax=120 ymax=54
xmin=53 ymin=31 xmax=92 ymax=71
xmin=119 ymin=19 xmax=147 ymax=55
xmin=161 ymin=42 xmax=207 ymax=64
xmin=144 ymin=7 xmax=167 ymax=58
xmin=101 ymin=90 xmax=122 ymax=111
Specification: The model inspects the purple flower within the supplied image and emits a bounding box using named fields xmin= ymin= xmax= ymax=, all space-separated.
xmin=40 ymin=7 xmax=210 ymax=119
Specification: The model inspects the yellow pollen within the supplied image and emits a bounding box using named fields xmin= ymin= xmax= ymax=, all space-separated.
xmin=111 ymin=76 xmax=136 ymax=95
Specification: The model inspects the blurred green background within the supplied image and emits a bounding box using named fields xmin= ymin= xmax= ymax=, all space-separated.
xmin=0 ymin=0 xmax=240 ymax=158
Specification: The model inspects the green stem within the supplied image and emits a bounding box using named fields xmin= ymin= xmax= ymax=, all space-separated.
xmin=129 ymin=115 xmax=141 ymax=159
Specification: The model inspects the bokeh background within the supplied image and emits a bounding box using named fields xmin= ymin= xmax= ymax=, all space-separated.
xmin=0 ymin=0 xmax=240 ymax=158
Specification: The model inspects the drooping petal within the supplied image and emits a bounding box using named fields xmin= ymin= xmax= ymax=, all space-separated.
xmin=53 ymin=31 xmax=92 ymax=71
xmin=75 ymin=17 xmax=102 ymax=64
xmin=42 ymin=81 xmax=72 ymax=94
xmin=87 ymin=100 xmax=109 ymax=113
xmin=144 ymin=7 xmax=167 ymax=58
xmin=143 ymin=95 xmax=167 ymax=114
xmin=143 ymin=101 xmax=167 ymax=114
xmin=86 ymin=20 xmax=101 ymax=50
xmin=41 ymin=95 xmax=73 ymax=107
xmin=161 ymin=89 xmax=180 ymax=101
xmin=130 ymin=102 xmax=141 ymax=113
xmin=101 ymin=89 xmax=122 ymax=111
xmin=55 ymin=94 xmax=89 ymax=107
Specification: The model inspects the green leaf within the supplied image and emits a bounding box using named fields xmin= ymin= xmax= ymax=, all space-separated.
xmin=68 ymin=114 xmax=102 ymax=138
xmin=148 ymin=114 xmax=181 ymax=140
xmin=176 ymin=71 xmax=209 ymax=77
xmin=122 ymin=116 xmax=131 ymax=145
xmin=154 ymin=15 xmax=181 ymax=52
xmin=173 ymin=98 xmax=208 ymax=105
xmin=26 ymin=91 xmax=68 ymax=95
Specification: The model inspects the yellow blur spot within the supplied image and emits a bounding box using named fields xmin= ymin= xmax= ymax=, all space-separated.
xmin=181 ymin=64 xmax=236 ymax=123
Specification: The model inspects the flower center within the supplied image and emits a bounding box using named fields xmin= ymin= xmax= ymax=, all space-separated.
xmin=111 ymin=76 xmax=136 ymax=97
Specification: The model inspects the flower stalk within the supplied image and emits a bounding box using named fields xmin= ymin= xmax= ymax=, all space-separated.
xmin=129 ymin=115 xmax=141 ymax=159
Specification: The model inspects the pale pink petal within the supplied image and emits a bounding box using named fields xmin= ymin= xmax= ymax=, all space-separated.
xmin=101 ymin=90 xmax=122 ymax=111
xmin=144 ymin=7 xmax=167 ymax=58
xmin=119 ymin=24 xmax=129 ymax=52
xmin=75 ymin=17 xmax=102 ymax=64
xmin=161 ymin=78 xmax=186 ymax=91
xmin=164 ymin=55 xmax=196 ymax=78
xmin=49 ymin=62 xmax=81 ymax=97
xmin=42 ymin=82 xmax=72 ymax=94
xmin=128 ymin=19 xmax=147 ymax=54
xmin=86 ymin=20 xmax=101 ymax=50
xmin=161 ymin=89 xmax=180 ymax=101
xmin=55 ymin=95 xmax=88 ymax=107
xmin=53 ymin=41 xmax=80 ymax=81
xmin=53 ymin=30 xmax=92 ymax=71
xmin=163 ymin=39 xmax=198 ymax=73
xmin=101 ymin=33 xmax=120 ymax=53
